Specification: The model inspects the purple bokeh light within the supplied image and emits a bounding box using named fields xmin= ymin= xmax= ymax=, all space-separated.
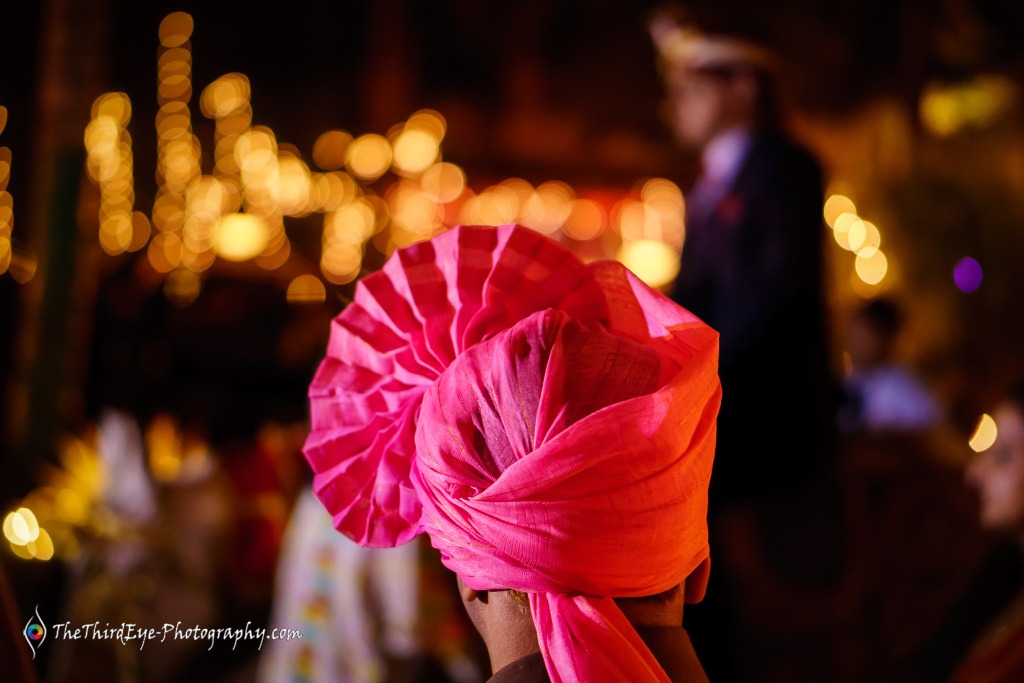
xmin=953 ymin=257 xmax=983 ymax=293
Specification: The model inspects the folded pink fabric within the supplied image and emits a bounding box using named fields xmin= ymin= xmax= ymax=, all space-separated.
xmin=305 ymin=224 xmax=721 ymax=681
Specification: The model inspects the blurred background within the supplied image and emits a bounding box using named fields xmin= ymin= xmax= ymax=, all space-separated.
xmin=2 ymin=0 xmax=1024 ymax=681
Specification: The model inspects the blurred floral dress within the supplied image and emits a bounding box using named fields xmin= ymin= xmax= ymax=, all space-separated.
xmin=258 ymin=488 xmax=481 ymax=683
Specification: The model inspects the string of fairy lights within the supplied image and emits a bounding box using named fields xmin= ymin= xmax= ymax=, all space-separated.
xmin=0 ymin=106 xmax=11 ymax=277
xmin=823 ymin=192 xmax=889 ymax=288
xmin=80 ymin=11 xmax=689 ymax=307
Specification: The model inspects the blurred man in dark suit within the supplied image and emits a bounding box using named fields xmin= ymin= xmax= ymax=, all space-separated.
xmin=651 ymin=9 xmax=839 ymax=681
xmin=651 ymin=7 xmax=835 ymax=507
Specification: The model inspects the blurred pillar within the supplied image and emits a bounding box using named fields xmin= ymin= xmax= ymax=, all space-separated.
xmin=5 ymin=0 xmax=108 ymax=490
xmin=362 ymin=0 xmax=415 ymax=132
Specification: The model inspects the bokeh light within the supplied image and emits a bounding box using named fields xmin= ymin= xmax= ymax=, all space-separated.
xmin=27 ymin=529 xmax=54 ymax=561
xmin=99 ymin=214 xmax=132 ymax=254
xmin=420 ymin=162 xmax=465 ymax=204
xmin=200 ymin=73 xmax=250 ymax=119
xmin=163 ymin=268 xmax=201 ymax=307
xmin=0 ymin=148 xmax=11 ymax=277
xmin=147 ymin=414 xmax=183 ymax=482
xmin=276 ymin=153 xmax=312 ymax=215
xmin=969 ymin=413 xmax=998 ymax=452
xmin=387 ymin=181 xmax=442 ymax=241
xmin=91 ymin=92 xmax=132 ymax=127
xmin=153 ymin=192 xmax=185 ymax=230
xmin=86 ymin=92 xmax=139 ymax=255
xmin=325 ymin=200 xmax=376 ymax=244
xmin=461 ymin=184 xmax=519 ymax=226
xmin=345 ymin=134 xmax=391 ymax=181
xmin=854 ymin=248 xmax=888 ymax=285
xmin=617 ymin=239 xmax=680 ymax=289
xmin=852 ymin=220 xmax=881 ymax=254
xmin=321 ymin=241 xmax=363 ymax=284
xmin=0 ymin=238 xmax=11 ymax=276
xmin=158 ymin=48 xmax=191 ymax=77
xmin=920 ymin=76 xmax=1018 ymax=137
xmin=214 ymin=212 xmax=268 ymax=261
xmin=3 ymin=508 xmax=39 ymax=546
xmin=391 ymin=128 xmax=439 ymax=176
xmin=823 ymin=194 xmax=856 ymax=228
xmin=148 ymin=232 xmax=183 ymax=272
xmin=312 ymin=130 xmax=352 ymax=171
xmin=563 ymin=198 xmax=607 ymax=241
xmin=255 ymin=239 xmax=290 ymax=271
xmin=521 ymin=181 xmax=573 ymax=234
xmin=0 ymin=148 xmax=10 ymax=194
xmin=953 ymin=256 xmax=983 ymax=293
xmin=404 ymin=109 xmax=446 ymax=141
xmin=158 ymin=74 xmax=192 ymax=102
xmin=847 ymin=220 xmax=866 ymax=252
xmin=287 ymin=274 xmax=326 ymax=303
xmin=53 ymin=489 xmax=85 ymax=525
xmin=8 ymin=244 xmax=36 ymax=283
xmin=159 ymin=12 xmax=193 ymax=48
xmin=314 ymin=171 xmax=358 ymax=211
xmin=832 ymin=212 xmax=858 ymax=250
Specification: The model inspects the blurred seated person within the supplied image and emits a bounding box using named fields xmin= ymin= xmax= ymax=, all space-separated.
xmin=927 ymin=384 xmax=1024 ymax=682
xmin=303 ymin=225 xmax=721 ymax=681
xmin=839 ymin=297 xmax=940 ymax=434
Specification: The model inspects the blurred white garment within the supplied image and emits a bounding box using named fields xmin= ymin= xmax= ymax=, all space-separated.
xmin=259 ymin=488 xmax=420 ymax=683
xmin=97 ymin=408 xmax=157 ymax=523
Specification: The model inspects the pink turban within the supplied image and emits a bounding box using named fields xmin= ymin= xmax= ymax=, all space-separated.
xmin=305 ymin=225 xmax=721 ymax=682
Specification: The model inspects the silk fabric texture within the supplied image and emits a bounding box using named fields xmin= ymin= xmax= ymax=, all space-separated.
xmin=305 ymin=225 xmax=721 ymax=682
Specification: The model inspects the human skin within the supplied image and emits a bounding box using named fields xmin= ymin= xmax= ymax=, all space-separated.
xmin=456 ymin=576 xmax=707 ymax=680
xmin=457 ymin=578 xmax=541 ymax=674
xmin=664 ymin=67 xmax=757 ymax=150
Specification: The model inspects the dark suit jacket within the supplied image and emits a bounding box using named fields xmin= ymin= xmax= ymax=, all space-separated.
xmin=672 ymin=132 xmax=836 ymax=503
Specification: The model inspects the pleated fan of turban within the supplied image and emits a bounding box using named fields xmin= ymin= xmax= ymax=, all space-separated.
xmin=305 ymin=224 xmax=721 ymax=682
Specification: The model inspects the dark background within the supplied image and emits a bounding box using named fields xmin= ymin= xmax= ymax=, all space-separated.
xmin=2 ymin=1 xmax=1024 ymax=681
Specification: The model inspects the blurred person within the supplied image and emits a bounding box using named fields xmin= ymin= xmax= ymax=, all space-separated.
xmin=138 ymin=417 xmax=233 ymax=683
xmin=926 ymin=384 xmax=1024 ymax=682
xmin=839 ymin=297 xmax=941 ymax=434
xmin=303 ymin=225 xmax=721 ymax=681
xmin=650 ymin=9 xmax=839 ymax=680
xmin=650 ymin=5 xmax=835 ymax=503
xmin=949 ymin=386 xmax=1024 ymax=682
